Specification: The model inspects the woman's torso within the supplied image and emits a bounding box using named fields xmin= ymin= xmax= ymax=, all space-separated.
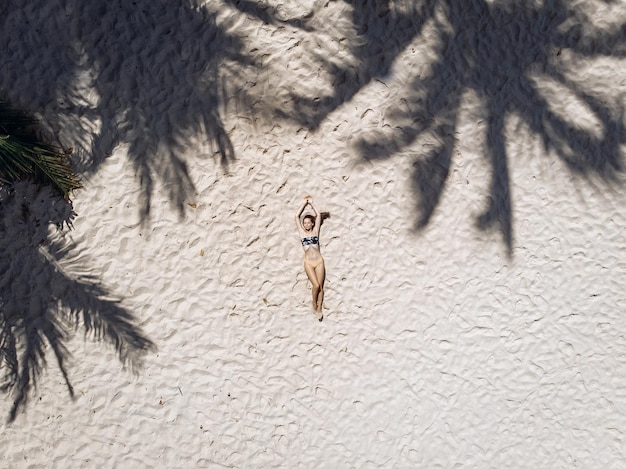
xmin=301 ymin=231 xmax=322 ymax=260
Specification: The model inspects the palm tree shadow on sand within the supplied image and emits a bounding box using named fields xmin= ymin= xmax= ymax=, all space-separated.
xmin=278 ymin=0 xmax=437 ymax=129
xmin=0 ymin=0 xmax=306 ymax=421
xmin=283 ymin=0 xmax=626 ymax=255
xmin=0 ymin=0 xmax=262 ymax=221
xmin=0 ymin=181 xmax=155 ymax=423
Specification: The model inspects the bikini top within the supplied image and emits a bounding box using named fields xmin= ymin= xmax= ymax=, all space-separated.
xmin=301 ymin=236 xmax=319 ymax=246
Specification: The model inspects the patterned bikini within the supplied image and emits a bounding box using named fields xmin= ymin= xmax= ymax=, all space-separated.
xmin=301 ymin=236 xmax=318 ymax=246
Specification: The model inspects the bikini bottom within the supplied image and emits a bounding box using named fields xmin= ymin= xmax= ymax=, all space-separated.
xmin=304 ymin=257 xmax=324 ymax=269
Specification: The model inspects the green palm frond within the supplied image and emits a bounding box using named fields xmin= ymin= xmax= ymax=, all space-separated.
xmin=0 ymin=101 xmax=81 ymax=199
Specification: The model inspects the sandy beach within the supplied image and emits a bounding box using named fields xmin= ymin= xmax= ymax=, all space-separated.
xmin=1 ymin=0 xmax=626 ymax=467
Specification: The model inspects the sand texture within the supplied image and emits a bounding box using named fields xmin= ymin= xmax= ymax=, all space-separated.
xmin=1 ymin=0 xmax=626 ymax=467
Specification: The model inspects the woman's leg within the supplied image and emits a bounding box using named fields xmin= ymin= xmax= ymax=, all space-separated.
xmin=314 ymin=262 xmax=326 ymax=312
xmin=304 ymin=261 xmax=321 ymax=311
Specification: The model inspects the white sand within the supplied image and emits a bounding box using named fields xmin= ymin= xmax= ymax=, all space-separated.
xmin=1 ymin=0 xmax=626 ymax=467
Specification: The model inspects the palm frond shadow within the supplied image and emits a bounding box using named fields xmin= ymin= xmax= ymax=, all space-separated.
xmin=286 ymin=0 xmax=625 ymax=255
xmin=0 ymin=182 xmax=154 ymax=422
xmin=277 ymin=0 xmax=438 ymax=129
xmin=0 ymin=0 xmax=257 ymax=222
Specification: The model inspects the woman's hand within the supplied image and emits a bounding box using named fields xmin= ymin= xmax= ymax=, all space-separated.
xmin=304 ymin=195 xmax=312 ymax=203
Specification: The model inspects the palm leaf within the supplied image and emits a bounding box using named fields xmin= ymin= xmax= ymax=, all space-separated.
xmin=0 ymin=101 xmax=81 ymax=199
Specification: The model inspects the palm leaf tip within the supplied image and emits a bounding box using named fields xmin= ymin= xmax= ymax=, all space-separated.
xmin=0 ymin=101 xmax=81 ymax=200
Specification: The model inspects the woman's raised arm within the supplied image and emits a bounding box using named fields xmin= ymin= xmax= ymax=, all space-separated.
xmin=295 ymin=198 xmax=308 ymax=230
xmin=307 ymin=198 xmax=322 ymax=229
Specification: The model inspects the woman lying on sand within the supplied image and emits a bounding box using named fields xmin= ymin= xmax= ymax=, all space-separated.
xmin=295 ymin=195 xmax=325 ymax=321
